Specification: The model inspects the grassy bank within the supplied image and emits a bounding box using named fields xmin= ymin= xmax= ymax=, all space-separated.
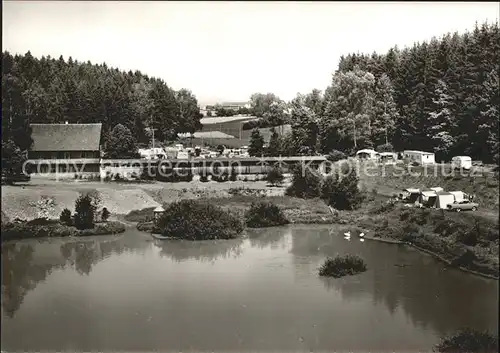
xmin=126 ymin=195 xmax=335 ymax=226
xmin=348 ymin=199 xmax=499 ymax=279
xmin=1 ymin=219 xmax=126 ymax=242
xmin=359 ymin=163 xmax=499 ymax=212
xmin=128 ymin=191 xmax=499 ymax=278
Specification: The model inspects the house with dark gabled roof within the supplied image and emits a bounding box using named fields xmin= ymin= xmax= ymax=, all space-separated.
xmin=29 ymin=123 xmax=102 ymax=159
xmin=28 ymin=123 xmax=103 ymax=175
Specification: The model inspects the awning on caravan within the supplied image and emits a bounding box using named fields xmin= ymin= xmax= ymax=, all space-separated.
xmin=421 ymin=190 xmax=437 ymax=197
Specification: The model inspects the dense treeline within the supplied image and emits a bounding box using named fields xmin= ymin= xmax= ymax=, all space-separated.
xmin=333 ymin=21 xmax=499 ymax=162
xmin=252 ymin=22 xmax=499 ymax=163
xmin=1 ymin=51 xmax=202 ymax=151
xmin=2 ymin=22 xmax=499 ymax=166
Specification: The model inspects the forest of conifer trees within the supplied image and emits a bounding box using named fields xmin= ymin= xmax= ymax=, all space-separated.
xmin=1 ymin=51 xmax=202 ymax=152
xmin=2 ymin=21 xmax=499 ymax=165
xmin=325 ymin=21 xmax=499 ymax=163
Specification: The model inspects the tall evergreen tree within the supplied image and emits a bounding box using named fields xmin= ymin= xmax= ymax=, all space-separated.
xmin=248 ymin=128 xmax=265 ymax=157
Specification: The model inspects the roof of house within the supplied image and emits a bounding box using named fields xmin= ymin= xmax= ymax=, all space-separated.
xmin=178 ymin=131 xmax=236 ymax=139
xmin=200 ymin=115 xmax=259 ymax=125
xmin=356 ymin=149 xmax=378 ymax=154
xmin=220 ymin=102 xmax=249 ymax=106
xmin=30 ymin=123 xmax=102 ymax=152
xmin=403 ymin=150 xmax=435 ymax=155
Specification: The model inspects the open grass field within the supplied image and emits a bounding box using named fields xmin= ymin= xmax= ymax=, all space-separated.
xmin=188 ymin=119 xmax=291 ymax=148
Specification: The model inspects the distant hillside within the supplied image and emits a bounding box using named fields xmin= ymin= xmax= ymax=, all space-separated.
xmin=188 ymin=124 xmax=291 ymax=149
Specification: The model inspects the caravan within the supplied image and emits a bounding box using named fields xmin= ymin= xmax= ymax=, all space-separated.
xmin=403 ymin=150 xmax=435 ymax=165
xmin=356 ymin=149 xmax=379 ymax=160
xmin=451 ymin=156 xmax=472 ymax=170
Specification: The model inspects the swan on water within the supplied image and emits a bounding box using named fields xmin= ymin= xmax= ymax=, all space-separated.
xmin=344 ymin=231 xmax=351 ymax=237
xmin=359 ymin=232 xmax=365 ymax=238
xmin=360 ymin=238 xmax=365 ymax=242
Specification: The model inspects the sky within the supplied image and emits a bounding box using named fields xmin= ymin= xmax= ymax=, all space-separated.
xmin=2 ymin=1 xmax=499 ymax=106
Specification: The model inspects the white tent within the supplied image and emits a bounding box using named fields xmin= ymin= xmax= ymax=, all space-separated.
xmin=435 ymin=192 xmax=455 ymax=209
xmin=356 ymin=149 xmax=379 ymax=160
xmin=419 ymin=190 xmax=437 ymax=206
xmin=449 ymin=191 xmax=467 ymax=203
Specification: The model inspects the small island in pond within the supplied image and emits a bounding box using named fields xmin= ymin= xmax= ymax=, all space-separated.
xmin=150 ymin=199 xmax=244 ymax=240
xmin=319 ymin=255 xmax=368 ymax=278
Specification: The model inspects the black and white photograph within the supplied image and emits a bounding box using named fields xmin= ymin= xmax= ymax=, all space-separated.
xmin=1 ymin=1 xmax=499 ymax=352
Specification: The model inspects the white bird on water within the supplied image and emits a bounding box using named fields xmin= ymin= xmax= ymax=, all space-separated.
xmin=360 ymin=238 xmax=365 ymax=242
xmin=359 ymin=232 xmax=365 ymax=238
xmin=344 ymin=231 xmax=351 ymax=240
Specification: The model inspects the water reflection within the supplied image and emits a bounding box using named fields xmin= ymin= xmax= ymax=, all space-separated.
xmin=247 ymin=227 xmax=288 ymax=250
xmin=1 ymin=225 xmax=498 ymax=352
xmin=2 ymin=243 xmax=62 ymax=318
xmin=291 ymin=225 xmax=499 ymax=337
xmin=1 ymin=231 xmax=149 ymax=317
xmin=153 ymin=238 xmax=244 ymax=263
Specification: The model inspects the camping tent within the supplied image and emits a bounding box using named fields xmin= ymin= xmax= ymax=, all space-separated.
xmin=435 ymin=192 xmax=455 ymax=209
xmin=449 ymin=191 xmax=467 ymax=203
xmin=356 ymin=149 xmax=379 ymax=160
xmin=419 ymin=190 xmax=438 ymax=207
xmin=401 ymin=188 xmax=421 ymax=203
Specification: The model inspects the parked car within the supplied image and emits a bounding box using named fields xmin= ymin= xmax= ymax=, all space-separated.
xmin=447 ymin=200 xmax=479 ymax=212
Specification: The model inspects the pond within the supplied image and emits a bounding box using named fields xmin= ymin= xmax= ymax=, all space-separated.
xmin=1 ymin=225 xmax=498 ymax=351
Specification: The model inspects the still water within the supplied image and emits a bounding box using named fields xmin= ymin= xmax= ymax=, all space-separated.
xmin=2 ymin=225 xmax=498 ymax=352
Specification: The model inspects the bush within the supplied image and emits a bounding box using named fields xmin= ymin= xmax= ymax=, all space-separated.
xmin=400 ymin=209 xmax=411 ymax=221
xmin=376 ymin=143 xmax=394 ymax=153
xmin=60 ymin=208 xmax=73 ymax=226
xmin=26 ymin=218 xmax=58 ymax=226
xmin=212 ymin=169 xmax=229 ymax=182
xmin=285 ymin=164 xmax=321 ymax=198
xmin=1 ymin=219 xmax=125 ymax=241
xmin=199 ymin=174 xmax=209 ymax=182
xmin=101 ymin=207 xmax=110 ymax=222
xmin=434 ymin=329 xmax=498 ymax=353
xmin=450 ymin=249 xmax=477 ymax=268
xmin=320 ymin=164 xmax=365 ymax=210
xmin=229 ymin=166 xmax=237 ymax=182
xmin=73 ymin=193 xmax=100 ymax=230
xmin=125 ymin=207 xmax=155 ymax=222
xmin=456 ymin=228 xmax=479 ymax=246
xmin=370 ymin=200 xmax=396 ymax=215
xmin=326 ymin=150 xmax=347 ymax=162
xmin=157 ymin=199 xmax=244 ymax=240
xmin=266 ymin=167 xmax=284 ymax=187
xmin=400 ymin=223 xmax=420 ymax=242
xmin=318 ymin=255 xmax=367 ymax=278
xmin=245 ymin=201 xmax=289 ymax=228
xmin=434 ymin=219 xmax=461 ymax=237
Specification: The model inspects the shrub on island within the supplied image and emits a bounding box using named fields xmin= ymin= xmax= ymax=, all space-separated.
xmin=245 ymin=201 xmax=289 ymax=228
xmin=434 ymin=329 xmax=498 ymax=353
xmin=157 ymin=199 xmax=244 ymax=240
xmin=318 ymin=255 xmax=367 ymax=278
xmin=1 ymin=219 xmax=125 ymax=242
